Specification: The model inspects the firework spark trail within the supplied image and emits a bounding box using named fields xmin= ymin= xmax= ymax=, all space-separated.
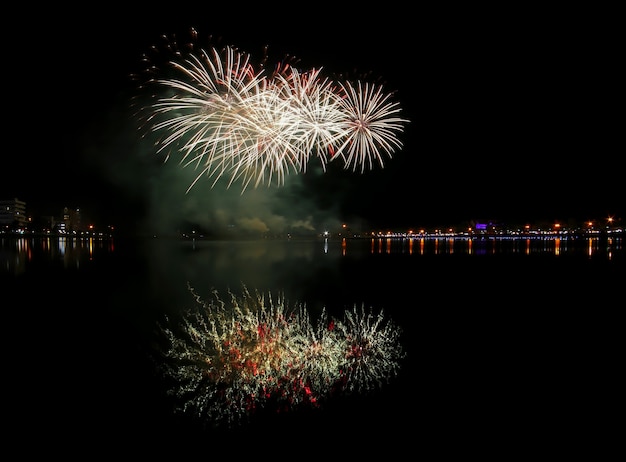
xmin=226 ymin=86 xmax=303 ymax=190
xmin=157 ymin=285 xmax=406 ymax=427
xmin=334 ymin=81 xmax=408 ymax=173
xmin=269 ymin=68 xmax=346 ymax=172
xmin=150 ymin=47 xmax=274 ymax=191
xmin=140 ymin=33 xmax=410 ymax=192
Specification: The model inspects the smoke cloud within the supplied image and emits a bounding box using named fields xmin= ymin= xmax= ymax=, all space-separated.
xmin=83 ymin=94 xmax=345 ymax=237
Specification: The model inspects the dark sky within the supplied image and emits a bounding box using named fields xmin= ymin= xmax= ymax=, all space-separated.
xmin=4 ymin=5 xmax=623 ymax=233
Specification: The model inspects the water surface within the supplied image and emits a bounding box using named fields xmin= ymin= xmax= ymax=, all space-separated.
xmin=3 ymin=235 xmax=622 ymax=457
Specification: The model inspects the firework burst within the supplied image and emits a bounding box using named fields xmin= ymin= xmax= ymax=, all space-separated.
xmin=156 ymin=284 xmax=406 ymax=428
xmin=333 ymin=81 xmax=408 ymax=173
xmin=137 ymin=29 xmax=410 ymax=192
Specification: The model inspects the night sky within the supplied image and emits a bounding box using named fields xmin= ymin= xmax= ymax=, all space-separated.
xmin=5 ymin=5 xmax=623 ymax=234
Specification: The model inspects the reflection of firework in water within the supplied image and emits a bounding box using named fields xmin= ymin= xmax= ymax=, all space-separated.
xmin=137 ymin=28 xmax=409 ymax=192
xmin=157 ymin=285 xmax=405 ymax=428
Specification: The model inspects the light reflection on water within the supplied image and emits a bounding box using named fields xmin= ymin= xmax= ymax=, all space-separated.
xmin=323 ymin=235 xmax=624 ymax=258
xmin=1 ymin=235 xmax=622 ymax=275
xmin=353 ymin=235 xmax=623 ymax=259
xmin=0 ymin=236 xmax=116 ymax=275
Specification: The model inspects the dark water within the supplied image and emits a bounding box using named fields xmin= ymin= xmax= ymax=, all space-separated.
xmin=3 ymin=236 xmax=623 ymax=457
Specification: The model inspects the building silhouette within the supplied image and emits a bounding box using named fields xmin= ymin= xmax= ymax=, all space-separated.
xmin=0 ymin=198 xmax=27 ymax=231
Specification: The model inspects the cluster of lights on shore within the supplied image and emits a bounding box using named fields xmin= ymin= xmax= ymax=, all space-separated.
xmin=328 ymin=216 xmax=623 ymax=239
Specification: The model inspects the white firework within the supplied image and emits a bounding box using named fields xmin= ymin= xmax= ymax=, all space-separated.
xmin=141 ymin=36 xmax=410 ymax=192
xmin=269 ymin=67 xmax=347 ymax=171
xmin=333 ymin=80 xmax=409 ymax=173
